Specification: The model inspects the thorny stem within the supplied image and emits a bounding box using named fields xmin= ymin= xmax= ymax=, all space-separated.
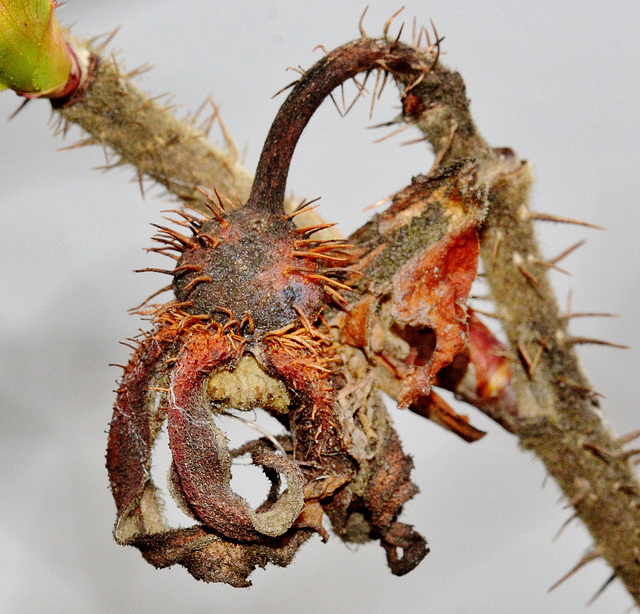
xmin=394 ymin=61 xmax=640 ymax=601
xmin=47 ymin=30 xmax=640 ymax=604
xmin=54 ymin=32 xmax=253 ymax=208
xmin=248 ymin=38 xmax=432 ymax=212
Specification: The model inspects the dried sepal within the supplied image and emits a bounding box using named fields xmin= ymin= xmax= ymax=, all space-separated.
xmin=338 ymin=165 xmax=488 ymax=439
xmin=391 ymin=222 xmax=480 ymax=407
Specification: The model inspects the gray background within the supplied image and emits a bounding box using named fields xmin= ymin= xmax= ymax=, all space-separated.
xmin=1 ymin=1 xmax=639 ymax=612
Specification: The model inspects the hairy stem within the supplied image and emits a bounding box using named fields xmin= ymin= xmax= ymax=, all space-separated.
xmin=248 ymin=37 xmax=433 ymax=212
xmin=54 ymin=33 xmax=253 ymax=208
xmin=394 ymin=58 xmax=640 ymax=601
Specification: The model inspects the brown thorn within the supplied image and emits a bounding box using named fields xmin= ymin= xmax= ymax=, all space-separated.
xmin=162 ymin=208 xmax=199 ymax=223
xmin=363 ymin=194 xmax=393 ymax=212
xmin=342 ymin=72 xmax=371 ymax=115
xmin=491 ymin=231 xmax=503 ymax=262
xmin=164 ymin=300 xmax=194 ymax=313
xmin=358 ymin=6 xmax=369 ymax=38
xmin=548 ymin=548 xmax=600 ymax=593
xmin=383 ymin=7 xmax=405 ymax=38
xmin=291 ymin=251 xmax=348 ymax=263
xmin=128 ymin=285 xmax=173 ymax=312
xmin=309 ymin=242 xmax=354 ymax=253
xmin=238 ymin=313 xmax=255 ymax=335
xmin=150 ymin=224 xmax=197 ymax=248
xmin=535 ymin=336 xmax=551 ymax=351
xmin=424 ymin=121 xmax=457 ymax=178
xmin=328 ymin=92 xmax=345 ymax=118
xmin=307 ymin=274 xmax=351 ymax=291
xmin=215 ymin=187 xmax=233 ymax=213
xmin=619 ymin=429 xmax=640 ymax=445
xmin=399 ymin=134 xmax=430 ymax=147
xmin=517 ymin=263 xmax=541 ymax=287
xmin=209 ymin=98 xmax=237 ymax=157
xmin=198 ymin=106 xmax=218 ymax=137
xmin=317 ymin=312 xmax=332 ymax=331
xmin=89 ymin=26 xmax=120 ymax=53
xmin=552 ymin=513 xmax=577 ymax=541
xmin=150 ymin=236 xmax=183 ymax=250
xmin=585 ymin=572 xmax=617 ymax=606
xmin=195 ymin=186 xmax=227 ymax=225
xmin=210 ymin=186 xmax=233 ymax=213
xmin=126 ymin=63 xmax=153 ymax=79
xmin=563 ymin=485 xmax=589 ymax=509
xmin=161 ymin=216 xmax=193 ymax=230
xmin=369 ymin=117 xmax=401 ymax=129
xmin=173 ymin=264 xmax=203 ymax=275
xmin=352 ymin=73 xmax=369 ymax=96
xmin=181 ymin=275 xmax=213 ymax=293
xmin=402 ymin=72 xmax=426 ymax=97
xmin=323 ymin=284 xmax=350 ymax=309
xmin=564 ymin=311 xmax=619 ymax=320
xmin=181 ymin=200 xmax=211 ymax=220
xmin=136 ymin=169 xmax=146 ymax=199
xmin=322 ymin=266 xmax=359 ymax=278
xmin=294 ymin=196 xmax=323 ymax=212
xmin=525 ymin=210 xmax=605 ymax=230
xmin=528 ymin=255 xmax=571 ymax=276
xmin=430 ymin=21 xmax=444 ymax=65
xmin=291 ymin=304 xmax=316 ymax=338
xmin=285 ymin=198 xmax=321 ymax=220
xmin=288 ymin=65 xmax=306 ymax=77
xmin=582 ymin=442 xmax=613 ymax=463
xmin=369 ymin=68 xmax=382 ymax=118
xmin=372 ymin=122 xmax=412 ymax=144
xmin=568 ymin=336 xmax=629 ymax=350
xmin=189 ymin=95 xmax=213 ymax=128
xmin=294 ymin=222 xmax=338 ymax=236
xmin=549 ymin=239 xmax=587 ymax=265
xmin=152 ymin=234 xmax=188 ymax=252
xmin=618 ymin=448 xmax=640 ymax=462
xmin=146 ymin=247 xmax=180 ymax=261
xmin=272 ymin=79 xmax=299 ymax=99
xmin=377 ymin=69 xmax=390 ymax=100
xmin=57 ymin=136 xmax=99 ymax=151
xmin=196 ymin=234 xmax=221 ymax=248
xmin=133 ymin=267 xmax=175 ymax=275
xmin=529 ymin=344 xmax=544 ymax=377
xmin=517 ymin=340 xmax=534 ymax=378
xmin=416 ymin=24 xmax=426 ymax=49
xmin=555 ymin=376 xmax=605 ymax=398
xmin=565 ymin=288 xmax=574 ymax=317
xmin=391 ymin=22 xmax=405 ymax=48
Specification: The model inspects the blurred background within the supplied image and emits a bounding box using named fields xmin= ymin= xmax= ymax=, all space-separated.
xmin=1 ymin=1 xmax=638 ymax=612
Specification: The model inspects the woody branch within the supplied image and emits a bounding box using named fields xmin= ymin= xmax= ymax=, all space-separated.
xmin=393 ymin=59 xmax=640 ymax=600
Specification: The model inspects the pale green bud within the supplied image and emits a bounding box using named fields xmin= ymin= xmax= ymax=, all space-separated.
xmin=0 ymin=0 xmax=79 ymax=98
